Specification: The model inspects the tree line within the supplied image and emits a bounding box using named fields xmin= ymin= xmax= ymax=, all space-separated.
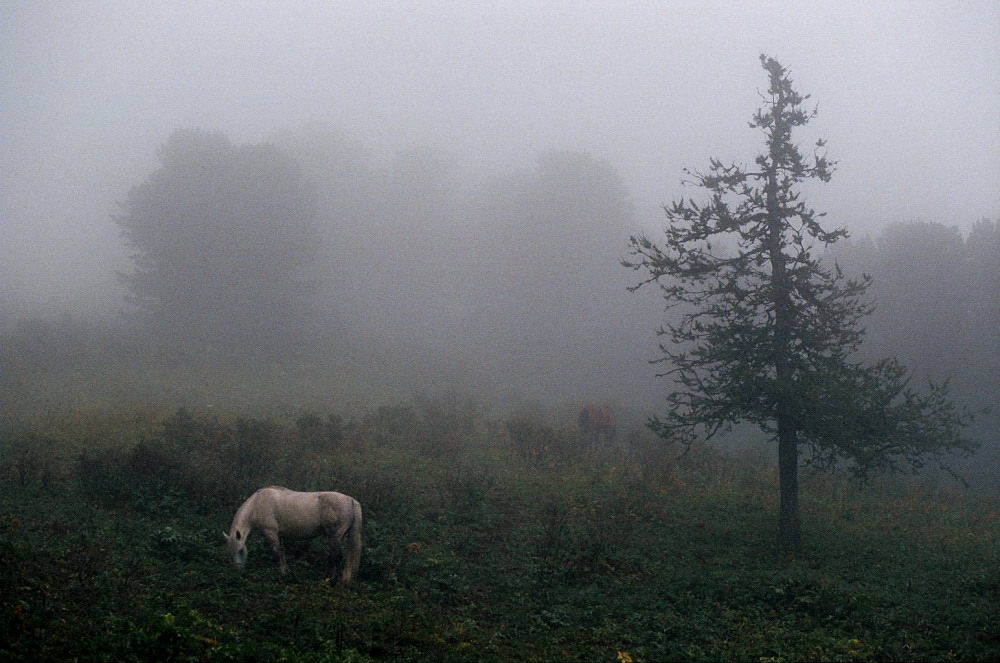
xmin=3 ymin=124 xmax=662 ymax=405
xmin=830 ymin=219 xmax=999 ymax=408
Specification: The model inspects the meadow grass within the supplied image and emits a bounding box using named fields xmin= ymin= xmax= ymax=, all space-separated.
xmin=1 ymin=404 xmax=996 ymax=662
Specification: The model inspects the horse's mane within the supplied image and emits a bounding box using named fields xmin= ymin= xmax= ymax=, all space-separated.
xmin=233 ymin=487 xmax=276 ymax=530
xmin=236 ymin=487 xmax=290 ymax=522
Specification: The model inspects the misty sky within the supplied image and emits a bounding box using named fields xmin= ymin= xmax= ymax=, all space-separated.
xmin=3 ymin=0 xmax=998 ymax=315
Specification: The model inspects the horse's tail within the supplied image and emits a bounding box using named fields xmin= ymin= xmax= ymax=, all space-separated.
xmin=343 ymin=498 xmax=363 ymax=583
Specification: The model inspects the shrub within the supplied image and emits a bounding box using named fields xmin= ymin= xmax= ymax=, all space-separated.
xmin=295 ymin=411 xmax=345 ymax=451
xmin=358 ymin=398 xmax=477 ymax=458
xmin=161 ymin=407 xmax=209 ymax=448
xmin=362 ymin=405 xmax=421 ymax=446
xmin=230 ymin=417 xmax=282 ymax=484
xmin=76 ymin=446 xmax=135 ymax=505
xmin=504 ymin=415 xmax=576 ymax=464
xmin=0 ymin=432 xmax=61 ymax=493
xmin=74 ymin=409 xmax=286 ymax=511
xmin=413 ymin=392 xmax=477 ymax=458
xmin=75 ymin=439 xmax=193 ymax=513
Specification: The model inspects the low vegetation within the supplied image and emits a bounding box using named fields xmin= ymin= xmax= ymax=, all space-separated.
xmin=1 ymin=402 xmax=997 ymax=662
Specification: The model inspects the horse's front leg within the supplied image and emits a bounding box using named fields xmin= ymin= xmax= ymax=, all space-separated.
xmin=262 ymin=530 xmax=289 ymax=574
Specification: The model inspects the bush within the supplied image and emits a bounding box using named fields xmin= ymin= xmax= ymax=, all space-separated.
xmin=74 ymin=409 xmax=288 ymax=512
xmin=161 ymin=407 xmax=211 ymax=448
xmin=3 ymin=400 xmax=999 ymax=662
xmin=76 ymin=441 xmax=190 ymax=513
xmin=0 ymin=432 xmax=61 ymax=493
xmin=296 ymin=411 xmax=345 ymax=451
xmin=413 ymin=392 xmax=477 ymax=458
xmin=362 ymin=405 xmax=421 ymax=446
xmin=358 ymin=398 xmax=478 ymax=458
xmin=230 ymin=417 xmax=282 ymax=484
xmin=76 ymin=446 xmax=138 ymax=506
xmin=504 ymin=415 xmax=576 ymax=464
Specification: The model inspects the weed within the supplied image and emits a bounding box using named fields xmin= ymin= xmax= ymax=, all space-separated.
xmin=1 ymin=404 xmax=997 ymax=662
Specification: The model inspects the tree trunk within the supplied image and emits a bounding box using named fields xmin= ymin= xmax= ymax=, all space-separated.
xmin=777 ymin=419 xmax=801 ymax=549
xmin=766 ymin=94 xmax=802 ymax=550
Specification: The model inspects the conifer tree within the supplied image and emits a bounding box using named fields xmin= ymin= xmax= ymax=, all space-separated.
xmin=625 ymin=56 xmax=975 ymax=548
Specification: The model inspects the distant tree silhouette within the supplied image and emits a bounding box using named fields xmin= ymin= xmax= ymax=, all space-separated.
xmin=464 ymin=150 xmax=644 ymax=396
xmin=116 ymin=129 xmax=319 ymax=358
xmin=965 ymin=219 xmax=1000 ymax=405
xmin=870 ymin=222 xmax=969 ymax=379
xmin=828 ymin=220 xmax=998 ymax=406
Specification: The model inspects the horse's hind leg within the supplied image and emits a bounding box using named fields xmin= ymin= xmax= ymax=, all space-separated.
xmin=325 ymin=532 xmax=343 ymax=582
xmin=342 ymin=501 xmax=362 ymax=585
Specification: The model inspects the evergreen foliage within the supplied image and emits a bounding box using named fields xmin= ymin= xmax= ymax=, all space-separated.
xmin=625 ymin=56 xmax=976 ymax=547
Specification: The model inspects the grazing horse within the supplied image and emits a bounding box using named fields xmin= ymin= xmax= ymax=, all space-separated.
xmin=223 ymin=486 xmax=362 ymax=584
xmin=578 ymin=405 xmax=616 ymax=447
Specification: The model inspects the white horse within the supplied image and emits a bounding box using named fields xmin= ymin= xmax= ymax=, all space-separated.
xmin=223 ymin=486 xmax=362 ymax=584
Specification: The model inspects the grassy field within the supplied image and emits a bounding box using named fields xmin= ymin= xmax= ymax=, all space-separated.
xmin=1 ymin=403 xmax=997 ymax=662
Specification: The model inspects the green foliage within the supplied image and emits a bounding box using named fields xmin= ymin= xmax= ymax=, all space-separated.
xmin=625 ymin=56 xmax=977 ymax=548
xmin=504 ymin=413 xmax=576 ymax=465
xmin=624 ymin=54 xmax=865 ymax=450
xmin=297 ymin=411 xmax=345 ymax=451
xmin=73 ymin=408 xmax=291 ymax=513
xmin=2 ymin=405 xmax=997 ymax=662
xmin=827 ymin=220 xmax=1000 ymax=488
xmin=799 ymin=358 xmax=978 ymax=480
xmin=0 ymin=432 xmax=61 ymax=493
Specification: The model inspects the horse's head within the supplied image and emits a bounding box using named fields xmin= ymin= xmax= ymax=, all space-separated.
xmin=223 ymin=529 xmax=248 ymax=570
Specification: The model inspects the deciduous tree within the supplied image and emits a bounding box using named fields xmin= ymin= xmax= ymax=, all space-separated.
xmin=116 ymin=129 xmax=318 ymax=358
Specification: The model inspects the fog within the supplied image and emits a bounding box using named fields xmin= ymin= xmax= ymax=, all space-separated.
xmin=2 ymin=1 xmax=999 ymax=410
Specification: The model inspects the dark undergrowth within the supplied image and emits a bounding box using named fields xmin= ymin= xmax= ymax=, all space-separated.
xmin=1 ymin=403 xmax=997 ymax=662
